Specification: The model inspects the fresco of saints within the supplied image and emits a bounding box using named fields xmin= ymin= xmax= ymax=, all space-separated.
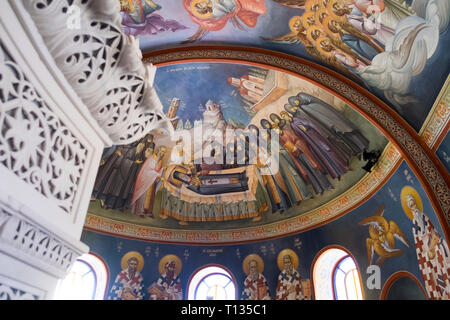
xmin=295 ymin=92 xmax=369 ymax=156
xmin=182 ymin=0 xmax=267 ymax=42
xmin=401 ymin=186 xmax=450 ymax=300
xmin=148 ymin=255 xmax=183 ymax=300
xmin=92 ymin=133 xmax=155 ymax=210
xmin=249 ymin=126 xmax=291 ymax=213
xmin=261 ymin=118 xmax=332 ymax=195
xmin=119 ymin=0 xmax=187 ymax=36
xmin=241 ymin=254 xmax=271 ymax=300
xmin=275 ymin=249 xmax=305 ymax=300
xmin=130 ymin=145 xmax=167 ymax=217
xmin=108 ymin=251 xmax=145 ymax=300
xmin=346 ymin=0 xmax=396 ymax=45
xmin=282 ymin=103 xmax=350 ymax=180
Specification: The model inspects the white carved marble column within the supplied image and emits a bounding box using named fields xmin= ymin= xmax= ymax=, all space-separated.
xmin=0 ymin=0 xmax=170 ymax=299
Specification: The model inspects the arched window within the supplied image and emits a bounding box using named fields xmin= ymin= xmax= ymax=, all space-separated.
xmin=187 ymin=265 xmax=237 ymax=300
xmin=333 ymin=256 xmax=363 ymax=300
xmin=55 ymin=253 xmax=108 ymax=300
xmin=312 ymin=247 xmax=363 ymax=300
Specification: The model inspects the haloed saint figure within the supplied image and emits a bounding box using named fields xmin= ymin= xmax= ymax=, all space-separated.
xmin=183 ymin=0 xmax=267 ymax=42
xmin=275 ymin=250 xmax=305 ymax=300
xmin=119 ymin=0 xmax=187 ymax=36
xmin=401 ymin=186 xmax=450 ymax=300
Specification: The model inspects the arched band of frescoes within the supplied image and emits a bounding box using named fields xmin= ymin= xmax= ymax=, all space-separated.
xmin=84 ymin=143 xmax=403 ymax=244
xmin=143 ymin=47 xmax=450 ymax=234
xmin=419 ymin=76 xmax=450 ymax=152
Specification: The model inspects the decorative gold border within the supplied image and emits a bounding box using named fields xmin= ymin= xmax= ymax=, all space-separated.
xmin=419 ymin=75 xmax=450 ymax=150
xmin=84 ymin=143 xmax=402 ymax=244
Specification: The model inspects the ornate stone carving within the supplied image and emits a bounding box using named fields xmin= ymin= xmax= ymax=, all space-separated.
xmin=20 ymin=0 xmax=170 ymax=145
xmin=0 ymin=202 xmax=81 ymax=274
xmin=0 ymin=284 xmax=39 ymax=300
xmin=0 ymin=43 xmax=87 ymax=213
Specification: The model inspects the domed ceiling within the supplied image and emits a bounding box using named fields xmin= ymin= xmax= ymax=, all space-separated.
xmin=118 ymin=0 xmax=449 ymax=132
xmin=86 ymin=0 xmax=449 ymax=243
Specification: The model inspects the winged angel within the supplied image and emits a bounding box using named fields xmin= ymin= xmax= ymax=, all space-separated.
xmin=359 ymin=205 xmax=411 ymax=266
xmin=263 ymin=0 xmax=389 ymax=85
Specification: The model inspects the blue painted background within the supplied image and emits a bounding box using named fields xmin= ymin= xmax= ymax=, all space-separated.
xmin=81 ymin=161 xmax=448 ymax=300
xmin=436 ymin=132 xmax=450 ymax=172
xmin=135 ymin=0 xmax=450 ymax=132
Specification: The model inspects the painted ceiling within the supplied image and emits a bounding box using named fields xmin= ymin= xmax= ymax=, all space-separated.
xmin=88 ymin=60 xmax=391 ymax=230
xmin=119 ymin=0 xmax=450 ymax=132
xmin=87 ymin=0 xmax=449 ymax=240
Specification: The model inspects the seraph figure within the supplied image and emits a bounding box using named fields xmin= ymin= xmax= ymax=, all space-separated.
xmin=359 ymin=205 xmax=410 ymax=266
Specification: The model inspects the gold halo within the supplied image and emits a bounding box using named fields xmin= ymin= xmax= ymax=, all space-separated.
xmin=302 ymin=11 xmax=316 ymax=28
xmin=327 ymin=0 xmax=346 ymax=21
xmin=289 ymin=16 xmax=303 ymax=32
xmin=322 ymin=16 xmax=340 ymax=35
xmin=307 ymin=25 xmax=325 ymax=44
xmin=305 ymin=0 xmax=320 ymax=12
xmin=158 ymin=254 xmax=182 ymax=276
xmin=315 ymin=36 xmax=334 ymax=57
xmin=316 ymin=8 xmax=329 ymax=24
xmin=243 ymin=254 xmax=264 ymax=275
xmin=277 ymin=249 xmax=299 ymax=271
xmin=121 ymin=251 xmax=144 ymax=272
xmin=190 ymin=0 xmax=213 ymax=19
xmin=400 ymin=186 xmax=423 ymax=220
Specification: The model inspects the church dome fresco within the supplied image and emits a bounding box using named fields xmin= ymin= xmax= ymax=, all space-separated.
xmin=1 ymin=0 xmax=449 ymax=303
xmin=88 ymin=60 xmax=390 ymax=232
xmin=119 ymin=0 xmax=450 ymax=132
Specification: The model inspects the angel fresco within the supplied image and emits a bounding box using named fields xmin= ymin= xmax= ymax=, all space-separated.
xmin=264 ymin=0 xmax=450 ymax=110
xmin=262 ymin=15 xmax=366 ymax=85
xmin=182 ymin=0 xmax=267 ymax=43
xmin=358 ymin=205 xmax=410 ymax=266
xmin=119 ymin=0 xmax=187 ymax=36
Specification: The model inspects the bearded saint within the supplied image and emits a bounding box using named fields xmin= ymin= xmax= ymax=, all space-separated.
xmin=275 ymin=254 xmax=305 ymax=300
xmin=148 ymin=260 xmax=183 ymax=300
xmin=406 ymin=194 xmax=450 ymax=300
xmin=242 ymin=259 xmax=271 ymax=300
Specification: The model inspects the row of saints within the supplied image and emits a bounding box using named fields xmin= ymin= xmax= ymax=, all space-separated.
xmin=108 ymin=249 xmax=309 ymax=300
